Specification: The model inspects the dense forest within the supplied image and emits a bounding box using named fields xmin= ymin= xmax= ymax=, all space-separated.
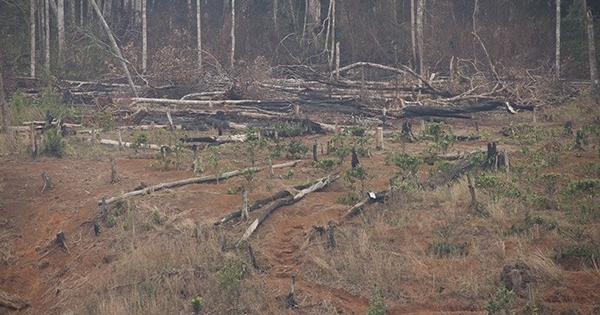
xmin=0 ymin=0 xmax=599 ymax=89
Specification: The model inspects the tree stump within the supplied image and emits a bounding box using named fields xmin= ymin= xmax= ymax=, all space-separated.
xmin=56 ymin=231 xmax=68 ymax=252
xmin=326 ymin=221 xmax=336 ymax=249
xmin=41 ymin=171 xmax=53 ymax=195
xmin=110 ymin=156 xmax=120 ymax=183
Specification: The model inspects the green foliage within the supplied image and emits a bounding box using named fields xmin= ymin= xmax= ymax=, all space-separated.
xmin=282 ymin=170 xmax=294 ymax=179
xmin=508 ymin=213 xmax=552 ymax=235
xmin=151 ymin=210 xmax=163 ymax=225
xmin=424 ymin=122 xmax=455 ymax=154
xmin=484 ymin=287 xmax=515 ymax=315
xmin=564 ymin=178 xmax=600 ymax=198
xmin=366 ymin=285 xmax=386 ymax=315
xmin=313 ymin=158 xmax=340 ymax=171
xmin=539 ymin=173 xmax=562 ymax=195
xmin=555 ymin=244 xmax=600 ymax=266
xmin=131 ymin=132 xmax=149 ymax=149
xmin=43 ymin=128 xmax=67 ymax=158
xmin=286 ymin=139 xmax=308 ymax=159
xmin=429 ymin=241 xmax=469 ymax=258
xmin=217 ymin=260 xmax=245 ymax=296
xmin=385 ymin=152 xmax=422 ymax=176
xmin=190 ymin=296 xmax=204 ymax=314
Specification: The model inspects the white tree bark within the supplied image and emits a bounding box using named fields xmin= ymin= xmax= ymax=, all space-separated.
xmin=196 ymin=0 xmax=202 ymax=73
xmin=555 ymin=0 xmax=561 ymax=78
xmin=328 ymin=0 xmax=336 ymax=69
xmin=30 ymin=0 xmax=36 ymax=77
xmin=230 ymin=0 xmax=235 ymax=69
xmin=584 ymin=5 xmax=598 ymax=92
xmin=141 ymin=0 xmax=147 ymax=73
xmin=89 ymin=0 xmax=138 ymax=96
xmin=410 ymin=0 xmax=416 ymax=70
xmin=416 ymin=0 xmax=424 ymax=76
xmin=57 ymin=0 xmax=65 ymax=62
xmin=44 ymin=0 xmax=50 ymax=71
xmin=273 ymin=0 xmax=278 ymax=28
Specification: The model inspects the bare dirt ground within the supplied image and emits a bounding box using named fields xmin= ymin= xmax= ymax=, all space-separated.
xmin=1 ymin=109 xmax=600 ymax=315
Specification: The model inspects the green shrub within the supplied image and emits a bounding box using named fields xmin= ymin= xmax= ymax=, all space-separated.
xmin=429 ymin=241 xmax=469 ymax=258
xmin=484 ymin=287 xmax=515 ymax=315
xmin=190 ymin=296 xmax=204 ymax=314
xmin=43 ymin=129 xmax=67 ymax=158
xmin=366 ymin=285 xmax=386 ymax=315
xmin=131 ymin=132 xmax=149 ymax=149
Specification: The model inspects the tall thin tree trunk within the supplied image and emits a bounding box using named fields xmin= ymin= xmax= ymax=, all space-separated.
xmin=196 ymin=0 xmax=202 ymax=73
xmin=30 ymin=0 xmax=36 ymax=77
xmin=141 ymin=0 xmax=147 ymax=73
xmin=89 ymin=0 xmax=138 ymax=96
xmin=555 ymin=0 xmax=561 ymax=78
xmin=44 ymin=0 xmax=50 ymax=71
xmin=328 ymin=0 xmax=336 ymax=69
xmin=410 ymin=0 xmax=416 ymax=70
xmin=57 ymin=0 xmax=65 ymax=64
xmin=0 ymin=71 xmax=7 ymax=134
xmin=68 ymin=0 xmax=75 ymax=26
xmin=230 ymin=0 xmax=235 ymax=69
xmin=585 ymin=7 xmax=598 ymax=93
xmin=80 ymin=0 xmax=84 ymax=25
xmin=416 ymin=0 xmax=424 ymax=76
xmin=273 ymin=0 xmax=278 ymax=30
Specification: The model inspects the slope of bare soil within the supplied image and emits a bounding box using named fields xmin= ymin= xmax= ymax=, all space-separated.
xmin=1 ymin=109 xmax=600 ymax=315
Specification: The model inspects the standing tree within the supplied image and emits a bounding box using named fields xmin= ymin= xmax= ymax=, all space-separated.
xmin=44 ymin=0 xmax=50 ymax=71
xmin=196 ymin=0 xmax=202 ymax=73
xmin=583 ymin=0 xmax=598 ymax=93
xmin=30 ymin=0 xmax=36 ymax=78
xmin=230 ymin=0 xmax=235 ymax=69
xmin=142 ymin=0 xmax=147 ymax=73
xmin=416 ymin=0 xmax=425 ymax=76
xmin=57 ymin=0 xmax=65 ymax=64
xmin=556 ymin=0 xmax=561 ymax=78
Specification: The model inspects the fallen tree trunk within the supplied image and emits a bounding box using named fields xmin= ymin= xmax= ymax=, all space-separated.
xmin=0 ymin=289 xmax=29 ymax=310
xmin=401 ymin=100 xmax=534 ymax=119
xmin=237 ymin=174 xmax=338 ymax=245
xmin=214 ymin=182 xmax=314 ymax=225
xmin=343 ymin=191 xmax=388 ymax=220
xmin=99 ymin=160 xmax=301 ymax=205
xmin=422 ymin=152 xmax=484 ymax=189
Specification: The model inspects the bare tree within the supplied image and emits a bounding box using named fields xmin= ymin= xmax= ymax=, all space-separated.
xmin=0 ymin=70 xmax=7 ymax=134
xmin=44 ymin=0 xmax=50 ymax=71
xmin=57 ymin=0 xmax=65 ymax=63
xmin=142 ymin=0 xmax=147 ymax=73
xmin=89 ymin=0 xmax=138 ymax=96
xmin=555 ymin=0 xmax=561 ymax=78
xmin=30 ymin=0 xmax=36 ymax=77
xmin=410 ymin=0 xmax=416 ymax=69
xmin=196 ymin=0 xmax=202 ymax=73
xmin=416 ymin=0 xmax=424 ymax=76
xmin=583 ymin=1 xmax=598 ymax=93
xmin=230 ymin=0 xmax=235 ymax=69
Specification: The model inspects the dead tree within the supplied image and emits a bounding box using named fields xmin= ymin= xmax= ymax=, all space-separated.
xmin=286 ymin=275 xmax=299 ymax=309
xmin=466 ymin=173 xmax=477 ymax=210
xmin=56 ymin=231 xmax=68 ymax=252
xmin=326 ymin=221 xmax=336 ymax=249
xmin=41 ymin=171 xmax=53 ymax=195
xmin=109 ymin=156 xmax=120 ymax=183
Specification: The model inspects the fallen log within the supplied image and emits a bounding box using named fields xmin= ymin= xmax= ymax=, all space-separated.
xmin=99 ymin=160 xmax=301 ymax=205
xmin=237 ymin=174 xmax=338 ymax=245
xmin=401 ymin=100 xmax=534 ymax=119
xmin=0 ymin=289 xmax=29 ymax=310
xmin=422 ymin=151 xmax=485 ymax=189
xmin=214 ymin=182 xmax=314 ymax=225
xmin=343 ymin=191 xmax=388 ymax=220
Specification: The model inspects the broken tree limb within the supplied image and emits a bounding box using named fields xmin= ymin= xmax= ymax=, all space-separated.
xmin=343 ymin=190 xmax=389 ymax=220
xmin=422 ymin=151 xmax=485 ymax=189
xmin=237 ymin=174 xmax=339 ymax=245
xmin=214 ymin=182 xmax=314 ymax=225
xmin=99 ymin=160 xmax=301 ymax=205
xmin=401 ymin=100 xmax=534 ymax=119
xmin=0 ymin=289 xmax=29 ymax=310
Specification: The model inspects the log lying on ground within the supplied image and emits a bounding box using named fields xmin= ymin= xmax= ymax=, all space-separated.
xmin=401 ymin=100 xmax=535 ymax=119
xmin=214 ymin=182 xmax=314 ymax=225
xmin=343 ymin=191 xmax=388 ymax=220
xmin=422 ymin=152 xmax=484 ymax=189
xmin=99 ymin=160 xmax=301 ymax=205
xmin=237 ymin=174 xmax=338 ymax=245
xmin=0 ymin=289 xmax=29 ymax=310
